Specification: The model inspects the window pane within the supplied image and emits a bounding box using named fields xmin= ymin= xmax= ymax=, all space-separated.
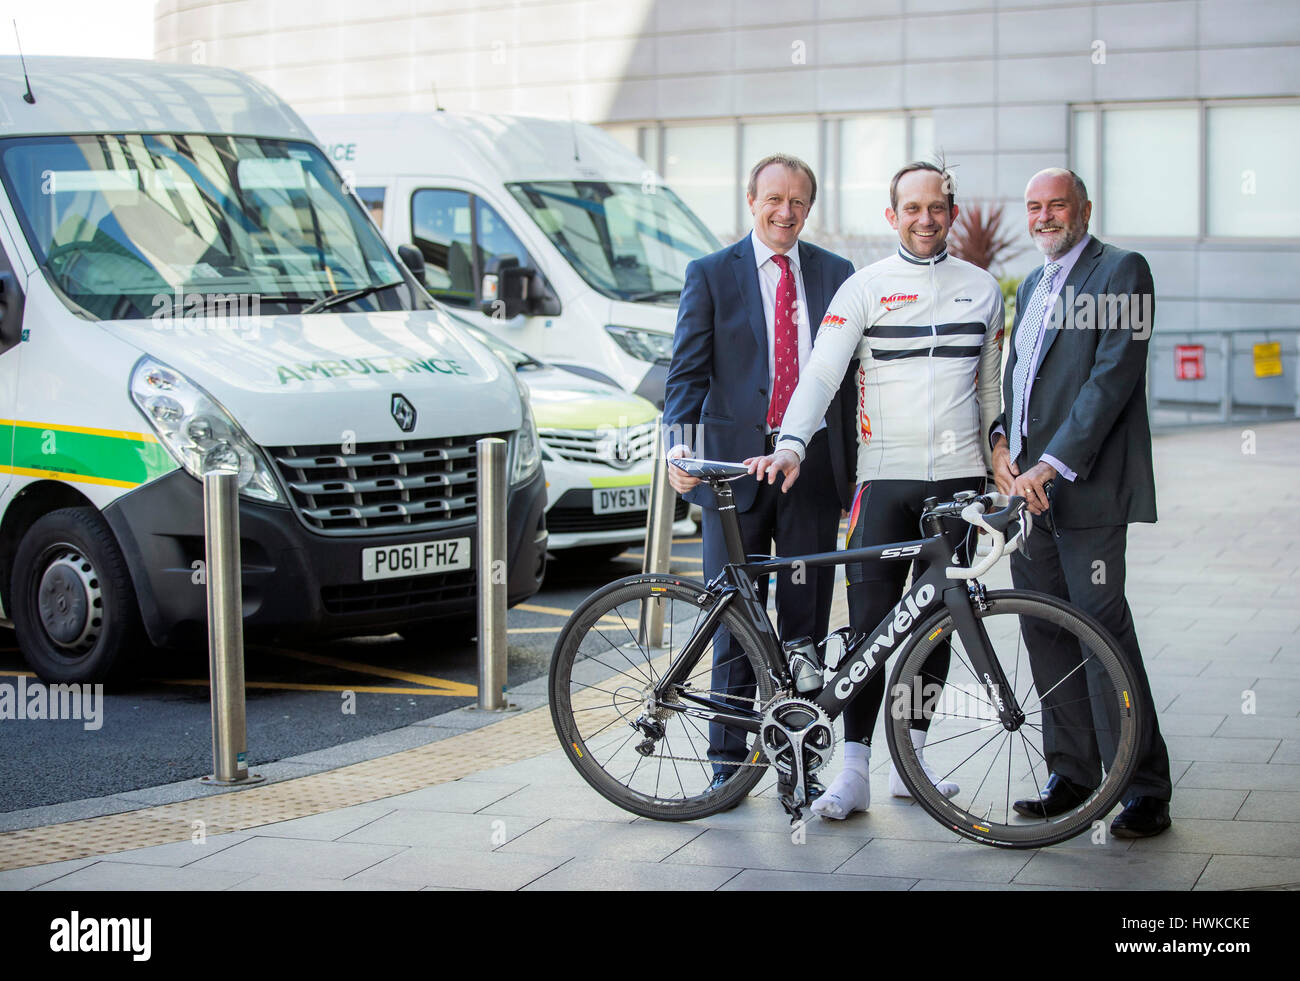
xmin=839 ymin=116 xmax=907 ymax=236
xmin=356 ymin=185 xmax=386 ymax=229
xmin=910 ymin=115 xmax=935 ymax=161
xmin=475 ymin=197 xmax=532 ymax=281
xmin=411 ymin=188 xmax=475 ymax=306
xmin=602 ymin=125 xmax=639 ymax=156
xmin=663 ymin=124 xmax=738 ymax=238
xmin=741 ymin=119 xmax=821 ymax=226
xmin=1207 ymin=104 xmax=1300 ymax=237
xmin=1071 ymin=111 xmax=1098 ymax=233
xmin=1101 ymin=108 xmax=1198 ymax=236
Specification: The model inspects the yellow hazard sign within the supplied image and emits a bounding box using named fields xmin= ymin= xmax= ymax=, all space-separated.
xmin=1253 ymin=342 xmax=1282 ymax=378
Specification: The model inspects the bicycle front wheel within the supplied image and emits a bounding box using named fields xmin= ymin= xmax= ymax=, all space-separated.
xmin=885 ymin=589 xmax=1143 ymax=848
xmin=549 ymin=574 xmax=778 ymax=821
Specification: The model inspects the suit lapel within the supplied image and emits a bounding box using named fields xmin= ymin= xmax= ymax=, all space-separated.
xmin=1034 ymin=236 xmax=1104 ymax=374
xmin=799 ymin=241 xmax=825 ymax=338
xmin=730 ymin=235 xmax=768 ymax=358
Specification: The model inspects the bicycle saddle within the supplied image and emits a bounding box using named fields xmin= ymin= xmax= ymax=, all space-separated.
xmin=669 ymin=457 xmax=751 ymax=481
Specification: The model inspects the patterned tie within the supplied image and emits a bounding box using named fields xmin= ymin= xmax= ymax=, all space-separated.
xmin=767 ymin=253 xmax=800 ymax=430
xmin=1008 ymin=261 xmax=1061 ymax=464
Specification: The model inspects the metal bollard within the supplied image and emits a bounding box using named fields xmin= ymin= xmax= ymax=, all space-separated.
xmin=474 ymin=437 xmax=513 ymax=711
xmin=638 ymin=418 xmax=677 ymax=649
xmin=200 ymin=470 xmax=262 ymax=787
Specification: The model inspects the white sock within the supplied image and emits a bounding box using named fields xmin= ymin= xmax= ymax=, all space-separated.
xmin=890 ymin=728 xmax=959 ymax=799
xmin=811 ymin=742 xmax=871 ymax=819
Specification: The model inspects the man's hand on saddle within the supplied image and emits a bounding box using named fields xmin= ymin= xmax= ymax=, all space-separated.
xmin=744 ymin=448 xmax=801 ymax=493
xmin=665 ymin=444 xmax=700 ymax=495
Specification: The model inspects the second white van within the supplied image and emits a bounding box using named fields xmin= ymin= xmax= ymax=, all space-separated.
xmin=308 ymin=112 xmax=722 ymax=407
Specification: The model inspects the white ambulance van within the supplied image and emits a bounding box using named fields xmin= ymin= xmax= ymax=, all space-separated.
xmin=0 ymin=58 xmax=548 ymax=683
xmin=306 ymin=112 xmax=722 ymax=407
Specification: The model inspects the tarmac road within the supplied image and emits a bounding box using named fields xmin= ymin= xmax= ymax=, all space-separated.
xmin=0 ymin=536 xmax=706 ymax=812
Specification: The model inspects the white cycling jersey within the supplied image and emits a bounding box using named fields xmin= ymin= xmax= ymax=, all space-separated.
xmin=776 ymin=245 xmax=1004 ymax=483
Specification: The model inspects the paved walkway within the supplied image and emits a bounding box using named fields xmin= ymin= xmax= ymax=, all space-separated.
xmin=1 ymin=422 xmax=1297 ymax=891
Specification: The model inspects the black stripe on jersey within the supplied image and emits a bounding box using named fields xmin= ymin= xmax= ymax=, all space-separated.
xmin=873 ymin=345 xmax=981 ymax=361
xmin=867 ymin=321 xmax=987 ymax=338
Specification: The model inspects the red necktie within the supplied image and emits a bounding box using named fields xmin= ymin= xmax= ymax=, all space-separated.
xmin=767 ymin=253 xmax=799 ymax=430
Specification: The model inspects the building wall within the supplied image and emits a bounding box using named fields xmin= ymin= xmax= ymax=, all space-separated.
xmin=155 ymin=0 xmax=1300 ymax=348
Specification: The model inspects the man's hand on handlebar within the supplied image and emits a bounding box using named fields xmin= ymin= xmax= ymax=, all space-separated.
xmin=1012 ymin=460 xmax=1056 ymax=515
xmin=744 ymin=448 xmax=801 ymax=493
xmin=665 ymin=445 xmax=700 ymax=495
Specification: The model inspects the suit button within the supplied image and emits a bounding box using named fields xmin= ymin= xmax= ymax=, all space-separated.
xmin=754 ymin=424 xmax=762 ymax=432
xmin=759 ymin=388 xmax=767 ymax=397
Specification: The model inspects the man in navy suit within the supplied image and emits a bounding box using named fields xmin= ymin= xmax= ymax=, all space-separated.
xmin=663 ymin=154 xmax=857 ymax=793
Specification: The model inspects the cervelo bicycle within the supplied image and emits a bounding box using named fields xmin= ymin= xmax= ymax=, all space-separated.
xmin=548 ymin=459 xmax=1143 ymax=848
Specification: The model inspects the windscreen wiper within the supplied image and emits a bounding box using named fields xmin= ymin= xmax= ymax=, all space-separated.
xmin=302 ymin=281 xmax=403 ymax=315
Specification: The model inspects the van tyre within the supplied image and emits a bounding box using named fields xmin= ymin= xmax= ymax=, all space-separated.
xmin=12 ymin=507 xmax=144 ymax=684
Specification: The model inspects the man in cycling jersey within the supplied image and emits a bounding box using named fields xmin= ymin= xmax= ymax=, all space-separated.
xmin=748 ymin=161 xmax=1004 ymax=819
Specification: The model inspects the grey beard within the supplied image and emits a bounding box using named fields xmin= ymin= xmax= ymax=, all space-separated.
xmin=1032 ymin=219 xmax=1086 ymax=259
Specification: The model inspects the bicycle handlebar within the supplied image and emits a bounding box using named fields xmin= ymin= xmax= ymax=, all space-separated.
xmin=943 ymin=493 xmax=1032 ymax=580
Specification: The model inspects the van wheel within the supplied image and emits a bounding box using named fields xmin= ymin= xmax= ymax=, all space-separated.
xmin=11 ymin=508 xmax=143 ymax=684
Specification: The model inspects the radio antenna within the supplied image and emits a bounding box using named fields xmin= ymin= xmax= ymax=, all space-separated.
xmin=13 ymin=21 xmax=35 ymax=104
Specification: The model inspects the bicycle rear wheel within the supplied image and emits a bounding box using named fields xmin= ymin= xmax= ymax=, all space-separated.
xmin=549 ymin=574 xmax=777 ymax=821
xmin=885 ymin=589 xmax=1143 ymax=848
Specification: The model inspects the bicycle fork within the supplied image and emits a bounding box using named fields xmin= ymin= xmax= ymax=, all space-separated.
xmin=944 ymin=585 xmax=1025 ymax=732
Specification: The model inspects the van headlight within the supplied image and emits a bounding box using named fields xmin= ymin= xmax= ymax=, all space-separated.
xmin=130 ymin=357 xmax=284 ymax=503
xmin=509 ymin=379 xmax=541 ymax=485
xmin=605 ymin=325 xmax=672 ymax=363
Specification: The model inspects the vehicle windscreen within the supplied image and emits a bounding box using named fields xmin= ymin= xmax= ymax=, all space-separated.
xmin=507 ymin=181 xmax=720 ymax=302
xmin=0 ymin=133 xmax=429 ymax=320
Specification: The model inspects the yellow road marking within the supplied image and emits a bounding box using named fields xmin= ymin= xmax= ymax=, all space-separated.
xmin=258 ymin=647 xmax=477 ymax=696
xmin=508 ymin=626 xmax=564 ymax=634
xmin=150 ymin=678 xmax=466 ymax=696
xmin=515 ymin=602 xmax=578 ymax=618
xmin=0 ymin=670 xmax=37 ymax=678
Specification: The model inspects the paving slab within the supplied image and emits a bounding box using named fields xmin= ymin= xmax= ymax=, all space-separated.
xmin=836 ymin=838 xmax=1034 ymax=883
xmin=227 ymin=873 xmax=419 ymax=891
xmin=185 ymin=835 xmax=404 ymax=879
xmin=523 ymin=858 xmax=739 ymax=891
xmin=1229 ymin=790 xmax=1300 ymax=823
xmin=720 ymin=869 xmax=915 ymax=890
xmin=1013 ymin=849 xmax=1210 ymax=890
xmin=79 ymin=832 xmax=252 ymax=868
xmin=1168 ymin=789 xmax=1248 ymax=821
xmin=0 ymin=857 xmax=98 ymax=891
xmin=1164 ymin=735 xmax=1280 ymax=763
xmin=348 ymin=846 xmax=564 ymax=890
xmin=1178 ymin=762 xmax=1300 ymax=792
xmin=479 ymin=783 xmax=641 ymax=824
xmin=339 ymin=809 xmax=545 ymax=851
xmin=32 ymin=861 xmax=255 ymax=891
xmin=664 ymin=827 xmax=868 ymax=874
xmin=499 ymin=817 xmax=705 ymax=862
xmin=375 ymin=780 xmax=526 ymax=814
xmin=1193 ymin=855 xmax=1300 ymax=891
xmin=244 ymin=804 xmax=396 ymax=841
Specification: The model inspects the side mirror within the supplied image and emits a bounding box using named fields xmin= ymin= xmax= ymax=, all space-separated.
xmin=481 ymin=254 xmax=530 ymax=320
xmin=0 ymin=270 xmax=25 ymax=351
xmin=397 ymin=244 xmax=426 ymax=280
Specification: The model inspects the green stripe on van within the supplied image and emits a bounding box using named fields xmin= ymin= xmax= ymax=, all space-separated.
xmin=9 ymin=425 xmax=177 ymax=486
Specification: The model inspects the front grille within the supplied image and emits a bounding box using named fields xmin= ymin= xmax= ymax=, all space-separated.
xmin=269 ymin=434 xmax=506 ymax=536
xmin=547 ymin=498 xmax=689 ymax=534
xmin=538 ymin=421 xmax=657 ymax=469
xmin=321 ymin=570 xmax=476 ymax=615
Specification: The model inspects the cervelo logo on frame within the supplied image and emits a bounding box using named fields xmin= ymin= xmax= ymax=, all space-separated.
xmin=880 ymin=292 xmax=919 ymax=311
xmin=833 ymin=582 xmax=936 ymax=700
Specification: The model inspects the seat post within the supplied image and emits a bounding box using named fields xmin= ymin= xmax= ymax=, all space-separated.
xmin=711 ymin=480 xmax=748 ymax=566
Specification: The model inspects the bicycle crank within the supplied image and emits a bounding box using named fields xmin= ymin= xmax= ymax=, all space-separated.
xmin=760 ymin=697 xmax=835 ymax=820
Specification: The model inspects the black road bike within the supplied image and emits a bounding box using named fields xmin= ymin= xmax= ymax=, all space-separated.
xmin=549 ymin=460 xmax=1143 ymax=848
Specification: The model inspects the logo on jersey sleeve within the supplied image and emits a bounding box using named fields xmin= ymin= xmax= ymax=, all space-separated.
xmin=857 ymin=363 xmax=872 ymax=443
xmin=820 ymin=313 xmax=847 ymax=329
xmin=880 ymin=292 xmax=920 ymax=311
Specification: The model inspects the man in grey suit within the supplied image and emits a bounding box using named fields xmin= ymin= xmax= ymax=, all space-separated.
xmin=991 ymin=167 xmax=1172 ymax=838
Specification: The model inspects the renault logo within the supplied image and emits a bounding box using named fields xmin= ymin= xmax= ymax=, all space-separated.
xmin=390 ymin=393 xmax=416 ymax=432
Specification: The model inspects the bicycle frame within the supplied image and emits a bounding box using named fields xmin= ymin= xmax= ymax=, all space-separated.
xmin=651 ymin=479 xmax=1025 ymax=736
